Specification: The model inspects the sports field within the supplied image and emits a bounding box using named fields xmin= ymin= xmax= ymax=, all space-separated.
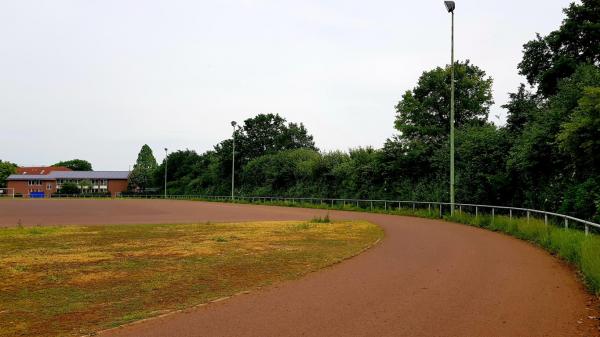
xmin=0 ymin=199 xmax=598 ymax=337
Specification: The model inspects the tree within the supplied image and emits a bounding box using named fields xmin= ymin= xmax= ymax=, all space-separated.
xmin=59 ymin=182 xmax=80 ymax=195
xmin=154 ymin=150 xmax=204 ymax=195
xmin=558 ymin=86 xmax=600 ymax=177
xmin=53 ymin=159 xmax=92 ymax=171
xmin=235 ymin=114 xmax=316 ymax=162
xmin=128 ymin=145 xmax=158 ymax=192
xmin=502 ymin=84 xmax=541 ymax=136
xmin=455 ymin=124 xmax=511 ymax=204
xmin=506 ymin=65 xmax=600 ymax=213
xmin=389 ymin=61 xmax=494 ymax=202
xmin=241 ymin=149 xmax=321 ymax=196
xmin=518 ymin=0 xmax=600 ymax=97
xmin=0 ymin=160 xmax=17 ymax=188
xmin=395 ymin=60 xmax=494 ymax=145
xmin=79 ymin=180 xmax=92 ymax=193
xmin=210 ymin=113 xmax=317 ymax=194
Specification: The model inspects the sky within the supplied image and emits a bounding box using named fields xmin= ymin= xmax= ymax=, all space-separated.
xmin=0 ymin=0 xmax=575 ymax=170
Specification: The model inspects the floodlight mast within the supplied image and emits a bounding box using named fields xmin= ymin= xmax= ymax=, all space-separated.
xmin=231 ymin=121 xmax=237 ymax=200
xmin=164 ymin=148 xmax=168 ymax=199
xmin=444 ymin=1 xmax=456 ymax=215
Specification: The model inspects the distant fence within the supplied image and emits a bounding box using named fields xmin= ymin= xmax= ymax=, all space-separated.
xmin=90 ymin=194 xmax=600 ymax=236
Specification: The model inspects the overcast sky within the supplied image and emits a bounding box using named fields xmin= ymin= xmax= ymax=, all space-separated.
xmin=0 ymin=0 xmax=574 ymax=170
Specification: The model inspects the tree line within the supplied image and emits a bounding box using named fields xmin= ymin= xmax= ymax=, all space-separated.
xmin=127 ymin=1 xmax=599 ymax=221
xmin=128 ymin=1 xmax=599 ymax=221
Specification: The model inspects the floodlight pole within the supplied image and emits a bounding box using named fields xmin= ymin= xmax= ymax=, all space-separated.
xmin=445 ymin=1 xmax=456 ymax=215
xmin=231 ymin=121 xmax=237 ymax=200
xmin=164 ymin=148 xmax=168 ymax=199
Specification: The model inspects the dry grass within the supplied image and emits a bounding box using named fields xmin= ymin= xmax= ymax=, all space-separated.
xmin=0 ymin=220 xmax=382 ymax=337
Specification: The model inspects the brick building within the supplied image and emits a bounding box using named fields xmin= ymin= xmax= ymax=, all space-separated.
xmin=7 ymin=170 xmax=130 ymax=197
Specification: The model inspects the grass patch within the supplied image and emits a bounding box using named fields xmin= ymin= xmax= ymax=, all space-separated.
xmin=310 ymin=214 xmax=331 ymax=223
xmin=0 ymin=220 xmax=382 ymax=337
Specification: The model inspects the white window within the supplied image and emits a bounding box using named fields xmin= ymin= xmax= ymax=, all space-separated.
xmin=47 ymin=184 xmax=52 ymax=190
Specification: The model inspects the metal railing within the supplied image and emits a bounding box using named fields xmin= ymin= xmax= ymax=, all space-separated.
xmin=108 ymin=194 xmax=600 ymax=235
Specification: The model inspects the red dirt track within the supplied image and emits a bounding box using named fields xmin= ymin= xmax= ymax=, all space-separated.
xmin=1 ymin=199 xmax=599 ymax=336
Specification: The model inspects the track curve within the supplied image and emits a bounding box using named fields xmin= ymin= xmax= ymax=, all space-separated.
xmin=1 ymin=199 xmax=598 ymax=336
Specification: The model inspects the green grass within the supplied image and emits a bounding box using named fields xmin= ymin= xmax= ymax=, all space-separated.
xmin=194 ymin=197 xmax=600 ymax=295
xmin=0 ymin=220 xmax=383 ymax=337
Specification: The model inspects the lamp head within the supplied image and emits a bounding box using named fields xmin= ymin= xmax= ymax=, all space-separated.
xmin=231 ymin=121 xmax=237 ymax=127
xmin=444 ymin=1 xmax=455 ymax=13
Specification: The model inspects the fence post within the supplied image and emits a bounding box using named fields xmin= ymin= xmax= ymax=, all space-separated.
xmin=544 ymin=214 xmax=548 ymax=226
xmin=439 ymin=204 xmax=442 ymax=218
xmin=475 ymin=206 xmax=478 ymax=218
xmin=413 ymin=203 xmax=415 ymax=212
xmin=527 ymin=211 xmax=530 ymax=223
xmin=564 ymin=217 xmax=568 ymax=230
xmin=509 ymin=209 xmax=512 ymax=221
xmin=428 ymin=203 xmax=431 ymax=214
xmin=492 ymin=208 xmax=495 ymax=224
xmin=370 ymin=201 xmax=373 ymax=210
xmin=585 ymin=225 xmax=589 ymax=236
xmin=384 ymin=201 xmax=387 ymax=211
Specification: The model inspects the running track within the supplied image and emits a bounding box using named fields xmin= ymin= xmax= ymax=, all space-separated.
xmin=1 ymin=199 xmax=598 ymax=336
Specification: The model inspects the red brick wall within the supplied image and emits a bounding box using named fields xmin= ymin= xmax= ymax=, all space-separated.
xmin=107 ymin=179 xmax=128 ymax=197
xmin=8 ymin=180 xmax=57 ymax=197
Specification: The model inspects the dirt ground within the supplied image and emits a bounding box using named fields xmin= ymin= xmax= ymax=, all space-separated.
xmin=1 ymin=199 xmax=599 ymax=336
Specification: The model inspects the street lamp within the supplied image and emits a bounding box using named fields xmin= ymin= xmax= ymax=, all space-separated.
xmin=444 ymin=1 xmax=456 ymax=215
xmin=231 ymin=121 xmax=237 ymax=200
xmin=164 ymin=148 xmax=168 ymax=199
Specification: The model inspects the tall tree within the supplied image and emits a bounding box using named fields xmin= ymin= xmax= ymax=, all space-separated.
xmin=53 ymin=159 xmax=92 ymax=171
xmin=212 ymin=113 xmax=317 ymax=192
xmin=502 ymin=84 xmax=541 ymax=136
xmin=128 ymin=145 xmax=158 ymax=191
xmin=154 ymin=150 xmax=204 ymax=194
xmin=236 ymin=114 xmax=316 ymax=162
xmin=395 ymin=60 xmax=494 ymax=145
xmin=518 ymin=0 xmax=600 ymax=97
xmin=558 ymin=86 xmax=600 ymax=176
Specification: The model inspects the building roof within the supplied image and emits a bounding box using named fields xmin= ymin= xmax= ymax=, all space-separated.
xmin=7 ymin=171 xmax=130 ymax=181
xmin=16 ymin=166 xmax=72 ymax=175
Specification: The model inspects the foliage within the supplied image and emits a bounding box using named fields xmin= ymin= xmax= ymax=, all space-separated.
xmin=557 ymin=86 xmax=600 ymax=175
xmin=153 ymin=114 xmax=318 ymax=196
xmin=53 ymin=159 xmax=92 ymax=171
xmin=518 ymin=0 xmax=600 ymax=97
xmin=455 ymin=124 xmax=511 ymax=205
xmin=79 ymin=180 xmax=92 ymax=193
xmin=128 ymin=144 xmax=158 ymax=192
xmin=502 ymin=84 xmax=541 ymax=136
xmin=0 ymin=160 xmax=17 ymax=188
xmin=394 ymin=60 xmax=493 ymax=145
xmin=59 ymin=182 xmax=80 ymax=194
xmin=141 ymin=2 xmax=600 ymax=222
